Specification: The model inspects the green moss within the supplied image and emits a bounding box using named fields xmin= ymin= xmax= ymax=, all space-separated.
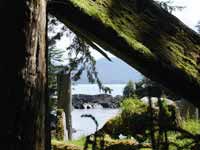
xmin=98 ymin=98 xmax=179 ymax=143
xmin=164 ymin=42 xmax=199 ymax=79
xmin=51 ymin=139 xmax=82 ymax=150
xmin=52 ymin=136 xmax=86 ymax=147
xmin=99 ymin=115 xmax=123 ymax=139
xmin=120 ymin=98 xmax=148 ymax=114
xmin=57 ymin=109 xmax=63 ymax=116
xmin=55 ymin=109 xmax=65 ymax=141
xmin=69 ymin=0 xmax=200 ymax=84
xmin=167 ymin=119 xmax=200 ymax=149
xmin=70 ymin=0 xmax=155 ymax=59
xmin=102 ymin=136 xmax=141 ymax=150
xmin=181 ymin=119 xmax=200 ymax=134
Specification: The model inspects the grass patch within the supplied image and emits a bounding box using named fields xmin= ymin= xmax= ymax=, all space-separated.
xmin=52 ymin=136 xmax=86 ymax=147
xmin=181 ymin=119 xmax=200 ymax=134
xmin=66 ymin=136 xmax=87 ymax=147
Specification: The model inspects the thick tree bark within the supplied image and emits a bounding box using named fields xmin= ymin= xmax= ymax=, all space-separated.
xmin=49 ymin=0 xmax=200 ymax=107
xmin=0 ymin=0 xmax=48 ymax=150
xmin=57 ymin=72 xmax=72 ymax=140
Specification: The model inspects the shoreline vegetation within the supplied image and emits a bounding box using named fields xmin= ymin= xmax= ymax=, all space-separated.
xmin=52 ymin=119 xmax=200 ymax=150
xmin=52 ymin=117 xmax=200 ymax=150
xmin=51 ymin=81 xmax=200 ymax=149
xmin=51 ymin=98 xmax=200 ymax=150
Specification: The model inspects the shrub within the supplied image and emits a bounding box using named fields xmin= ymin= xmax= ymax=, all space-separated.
xmin=120 ymin=98 xmax=147 ymax=114
xmin=123 ymin=80 xmax=136 ymax=98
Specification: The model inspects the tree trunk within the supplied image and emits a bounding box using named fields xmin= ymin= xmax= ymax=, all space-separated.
xmin=0 ymin=0 xmax=48 ymax=150
xmin=57 ymin=72 xmax=72 ymax=140
xmin=49 ymin=0 xmax=200 ymax=107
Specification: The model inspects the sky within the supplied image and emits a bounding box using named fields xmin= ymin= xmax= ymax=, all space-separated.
xmin=172 ymin=0 xmax=200 ymax=29
xmin=89 ymin=0 xmax=200 ymax=60
xmin=56 ymin=0 xmax=200 ymax=60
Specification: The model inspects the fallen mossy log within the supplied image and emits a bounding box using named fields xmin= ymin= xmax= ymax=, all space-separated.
xmin=104 ymin=142 xmax=151 ymax=150
xmin=84 ymin=134 xmax=151 ymax=150
xmin=49 ymin=0 xmax=200 ymax=107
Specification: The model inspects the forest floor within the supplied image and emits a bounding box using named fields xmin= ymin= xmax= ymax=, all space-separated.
xmin=51 ymin=119 xmax=200 ymax=150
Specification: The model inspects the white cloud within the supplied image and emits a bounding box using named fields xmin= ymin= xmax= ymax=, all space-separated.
xmin=172 ymin=0 xmax=200 ymax=30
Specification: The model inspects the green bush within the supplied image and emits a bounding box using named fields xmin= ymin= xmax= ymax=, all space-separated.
xmin=123 ymin=80 xmax=136 ymax=98
xmin=120 ymin=98 xmax=147 ymax=114
xmin=120 ymin=98 xmax=151 ymax=141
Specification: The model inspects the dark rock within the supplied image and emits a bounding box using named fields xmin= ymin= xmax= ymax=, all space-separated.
xmin=100 ymin=102 xmax=110 ymax=108
xmin=72 ymin=94 xmax=123 ymax=109
xmin=74 ymin=104 xmax=84 ymax=109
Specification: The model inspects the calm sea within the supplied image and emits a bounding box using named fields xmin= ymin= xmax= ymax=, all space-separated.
xmin=72 ymin=84 xmax=126 ymax=96
xmin=72 ymin=108 xmax=120 ymax=139
xmin=71 ymin=84 xmax=125 ymax=139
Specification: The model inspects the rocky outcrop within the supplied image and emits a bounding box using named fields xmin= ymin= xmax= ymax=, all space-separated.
xmin=72 ymin=94 xmax=123 ymax=109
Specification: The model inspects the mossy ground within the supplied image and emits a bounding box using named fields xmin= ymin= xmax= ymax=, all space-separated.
xmin=52 ymin=136 xmax=86 ymax=147
xmin=70 ymin=0 xmax=154 ymax=58
xmin=51 ymin=119 xmax=200 ymax=150
xmin=51 ymin=99 xmax=200 ymax=150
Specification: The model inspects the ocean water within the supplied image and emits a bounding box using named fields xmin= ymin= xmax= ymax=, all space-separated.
xmin=72 ymin=108 xmax=120 ymax=139
xmin=72 ymin=84 xmax=126 ymax=96
xmin=71 ymin=84 xmax=124 ymax=139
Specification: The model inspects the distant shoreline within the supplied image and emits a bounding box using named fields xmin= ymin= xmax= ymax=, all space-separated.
xmin=72 ymin=84 xmax=126 ymax=97
xmin=73 ymin=83 xmax=127 ymax=85
xmin=72 ymin=94 xmax=123 ymax=109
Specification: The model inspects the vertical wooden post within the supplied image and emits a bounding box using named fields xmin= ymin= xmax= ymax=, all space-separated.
xmin=57 ymin=71 xmax=72 ymax=140
xmin=55 ymin=109 xmax=68 ymax=141
xmin=66 ymin=73 xmax=72 ymax=140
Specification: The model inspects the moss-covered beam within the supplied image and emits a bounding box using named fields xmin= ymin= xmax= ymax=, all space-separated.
xmin=48 ymin=0 xmax=200 ymax=107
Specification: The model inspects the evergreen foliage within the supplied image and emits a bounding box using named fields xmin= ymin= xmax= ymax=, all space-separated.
xmin=123 ymin=80 xmax=136 ymax=98
xmin=135 ymin=77 xmax=180 ymax=100
xmin=136 ymin=77 xmax=159 ymax=89
xmin=48 ymin=15 xmax=112 ymax=98
xmin=48 ymin=15 xmax=67 ymax=96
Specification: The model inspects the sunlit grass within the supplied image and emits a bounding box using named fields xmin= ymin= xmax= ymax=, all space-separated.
xmin=52 ymin=136 xmax=86 ymax=146
xmin=52 ymin=119 xmax=200 ymax=150
xmin=66 ymin=136 xmax=86 ymax=147
xmin=181 ymin=119 xmax=200 ymax=134
xmin=51 ymin=136 xmax=92 ymax=150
